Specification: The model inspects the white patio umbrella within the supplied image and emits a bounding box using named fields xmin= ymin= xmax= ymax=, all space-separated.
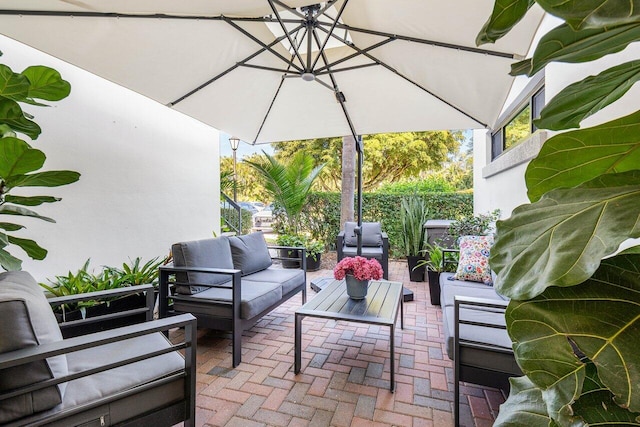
xmin=0 ymin=1 xmax=544 ymax=253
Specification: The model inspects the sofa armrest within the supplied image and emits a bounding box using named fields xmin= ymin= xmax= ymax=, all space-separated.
xmin=0 ymin=313 xmax=196 ymax=393
xmin=453 ymin=296 xmax=510 ymax=353
xmin=336 ymin=232 xmax=346 ymax=260
xmin=442 ymin=248 xmax=460 ymax=272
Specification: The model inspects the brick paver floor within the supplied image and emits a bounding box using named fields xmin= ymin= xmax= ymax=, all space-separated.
xmin=175 ymin=257 xmax=506 ymax=426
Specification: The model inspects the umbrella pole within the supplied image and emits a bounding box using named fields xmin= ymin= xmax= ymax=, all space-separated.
xmin=356 ymin=135 xmax=363 ymax=257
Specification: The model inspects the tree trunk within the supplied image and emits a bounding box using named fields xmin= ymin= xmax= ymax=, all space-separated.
xmin=340 ymin=135 xmax=356 ymax=229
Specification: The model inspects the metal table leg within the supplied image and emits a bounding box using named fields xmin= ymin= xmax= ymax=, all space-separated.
xmin=295 ymin=312 xmax=303 ymax=374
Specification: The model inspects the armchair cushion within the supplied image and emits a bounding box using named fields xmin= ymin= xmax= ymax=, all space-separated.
xmin=343 ymin=222 xmax=383 ymax=247
xmin=0 ymin=271 xmax=68 ymax=424
xmin=172 ymin=237 xmax=235 ymax=294
xmin=229 ymin=232 xmax=273 ymax=275
xmin=453 ymin=235 xmax=494 ymax=285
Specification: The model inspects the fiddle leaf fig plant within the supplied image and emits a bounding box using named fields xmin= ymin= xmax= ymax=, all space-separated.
xmin=478 ymin=2 xmax=640 ymax=425
xmin=0 ymin=51 xmax=80 ymax=271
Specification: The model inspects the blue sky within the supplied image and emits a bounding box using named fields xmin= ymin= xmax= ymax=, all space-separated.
xmin=219 ymin=133 xmax=274 ymax=159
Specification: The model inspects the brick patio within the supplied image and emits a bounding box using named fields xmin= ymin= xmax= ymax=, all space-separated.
xmin=175 ymin=258 xmax=505 ymax=427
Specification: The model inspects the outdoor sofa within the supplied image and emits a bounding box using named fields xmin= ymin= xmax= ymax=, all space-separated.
xmin=159 ymin=232 xmax=307 ymax=367
xmin=437 ymin=240 xmax=522 ymax=426
xmin=0 ymin=270 xmax=196 ymax=427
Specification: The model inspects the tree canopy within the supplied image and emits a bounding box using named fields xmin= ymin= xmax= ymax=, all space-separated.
xmin=272 ymin=131 xmax=464 ymax=191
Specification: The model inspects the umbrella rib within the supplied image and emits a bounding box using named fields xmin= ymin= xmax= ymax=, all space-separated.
xmin=314 ymin=38 xmax=394 ymax=73
xmin=223 ymin=16 xmax=304 ymax=73
xmin=310 ymin=0 xmax=350 ymax=72
xmin=316 ymin=21 xmax=517 ymax=59
xmin=314 ymin=63 xmax=379 ymax=76
xmin=170 ymin=22 xmax=304 ymax=106
xmin=317 ymin=26 xmax=488 ymax=127
xmin=252 ymin=55 xmax=298 ymax=143
xmin=310 ymin=29 xmax=359 ymax=142
xmin=267 ymin=0 xmax=306 ymax=70
xmin=239 ymin=63 xmax=299 ymax=75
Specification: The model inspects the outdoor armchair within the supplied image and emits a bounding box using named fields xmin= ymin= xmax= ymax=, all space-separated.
xmin=336 ymin=221 xmax=389 ymax=280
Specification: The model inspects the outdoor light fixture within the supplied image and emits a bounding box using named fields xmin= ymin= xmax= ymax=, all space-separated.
xmin=229 ymin=136 xmax=240 ymax=202
xmin=301 ymin=72 xmax=315 ymax=82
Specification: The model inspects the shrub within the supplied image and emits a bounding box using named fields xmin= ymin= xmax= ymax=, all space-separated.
xmin=300 ymin=191 xmax=473 ymax=256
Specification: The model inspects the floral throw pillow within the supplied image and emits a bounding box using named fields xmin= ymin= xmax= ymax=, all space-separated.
xmin=454 ymin=235 xmax=494 ymax=285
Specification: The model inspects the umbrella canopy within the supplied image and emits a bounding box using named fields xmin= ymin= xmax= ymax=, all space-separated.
xmin=0 ymin=1 xmax=545 ymax=144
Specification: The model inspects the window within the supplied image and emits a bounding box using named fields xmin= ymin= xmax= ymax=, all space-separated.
xmin=491 ymin=84 xmax=544 ymax=160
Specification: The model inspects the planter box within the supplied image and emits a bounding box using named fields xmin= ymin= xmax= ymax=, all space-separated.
xmin=407 ymin=255 xmax=426 ymax=282
xmin=427 ymin=269 xmax=441 ymax=305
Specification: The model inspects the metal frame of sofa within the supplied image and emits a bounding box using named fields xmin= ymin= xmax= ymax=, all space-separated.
xmin=159 ymin=244 xmax=307 ymax=368
xmin=453 ymin=296 xmax=521 ymax=427
xmin=336 ymin=222 xmax=389 ymax=280
xmin=0 ymin=281 xmax=197 ymax=427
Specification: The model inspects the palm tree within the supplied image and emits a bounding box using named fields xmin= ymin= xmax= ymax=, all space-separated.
xmin=245 ymin=151 xmax=324 ymax=235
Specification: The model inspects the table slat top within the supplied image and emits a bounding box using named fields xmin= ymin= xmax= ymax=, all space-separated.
xmin=296 ymin=279 xmax=403 ymax=326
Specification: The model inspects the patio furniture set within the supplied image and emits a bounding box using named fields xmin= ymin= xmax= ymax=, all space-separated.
xmin=1 ymin=228 xmax=517 ymax=426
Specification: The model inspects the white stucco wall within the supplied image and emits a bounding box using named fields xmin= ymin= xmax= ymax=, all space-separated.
xmin=473 ymin=15 xmax=640 ymax=219
xmin=1 ymin=36 xmax=220 ymax=282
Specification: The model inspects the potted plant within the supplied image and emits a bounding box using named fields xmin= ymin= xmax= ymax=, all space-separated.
xmin=276 ymin=233 xmax=324 ymax=270
xmin=246 ymin=151 xmax=325 ymax=268
xmin=400 ymin=196 xmax=430 ymax=281
xmin=333 ymin=256 xmax=384 ymax=300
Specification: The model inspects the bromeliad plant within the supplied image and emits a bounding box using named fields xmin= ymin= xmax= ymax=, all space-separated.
xmin=0 ymin=51 xmax=80 ymax=270
xmin=478 ymin=2 xmax=640 ymax=426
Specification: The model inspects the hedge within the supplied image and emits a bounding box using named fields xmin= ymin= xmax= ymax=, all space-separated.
xmin=295 ymin=192 xmax=473 ymax=256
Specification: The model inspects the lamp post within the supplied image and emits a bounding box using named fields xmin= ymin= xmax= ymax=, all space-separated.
xmin=229 ymin=136 xmax=240 ymax=202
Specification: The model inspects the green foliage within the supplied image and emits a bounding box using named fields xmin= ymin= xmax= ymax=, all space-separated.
xmin=105 ymin=256 xmax=166 ymax=287
xmin=300 ymin=192 xmax=473 ymax=256
xmin=447 ymin=209 xmax=500 ymax=246
xmin=375 ymin=176 xmax=455 ymax=193
xmin=245 ymin=151 xmax=324 ymax=235
xmin=272 ymin=131 xmax=463 ymax=191
xmin=220 ymin=206 xmax=252 ymax=235
xmin=479 ymin=2 xmax=640 ymax=424
xmin=0 ymin=57 xmax=79 ymax=271
xmin=399 ymin=196 xmax=429 ymax=257
xmin=275 ymin=233 xmax=324 ymax=261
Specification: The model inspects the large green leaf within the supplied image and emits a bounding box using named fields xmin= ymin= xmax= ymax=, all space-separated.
xmin=476 ymin=0 xmax=535 ymax=45
xmin=6 ymin=170 xmax=81 ymax=189
xmin=507 ymin=254 xmax=640 ymax=416
xmin=536 ymin=0 xmax=640 ymax=31
xmin=0 ymin=247 xmax=22 ymax=271
xmin=0 ymin=98 xmax=41 ymax=139
xmin=492 ymin=170 xmax=640 ymax=299
xmin=526 ymin=110 xmax=640 ymax=202
xmin=8 ymin=235 xmax=47 ymax=260
xmin=22 ymin=66 xmax=71 ymax=102
xmin=0 ymin=222 xmax=24 ymax=231
xmin=4 ymin=195 xmax=61 ymax=206
xmin=511 ymin=22 xmax=640 ymax=76
xmin=494 ymin=376 xmax=554 ymax=427
xmin=0 ymin=64 xmax=29 ymax=101
xmin=534 ymin=61 xmax=640 ymax=130
xmin=0 ymin=204 xmax=55 ymax=222
xmin=0 ymin=137 xmax=45 ymax=178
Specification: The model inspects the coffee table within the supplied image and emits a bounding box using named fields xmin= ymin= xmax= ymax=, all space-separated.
xmin=294 ymin=279 xmax=404 ymax=391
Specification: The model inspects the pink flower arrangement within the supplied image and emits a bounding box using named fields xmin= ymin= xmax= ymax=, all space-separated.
xmin=333 ymin=256 xmax=384 ymax=281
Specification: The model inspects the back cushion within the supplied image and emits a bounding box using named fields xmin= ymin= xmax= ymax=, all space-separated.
xmin=172 ymin=237 xmax=235 ymax=294
xmin=343 ymin=222 xmax=383 ymax=247
xmin=0 ymin=271 xmax=68 ymax=424
xmin=229 ymin=232 xmax=273 ymax=275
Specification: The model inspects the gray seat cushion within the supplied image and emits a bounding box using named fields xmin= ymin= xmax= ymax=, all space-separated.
xmin=342 ymin=245 xmax=383 ymax=258
xmin=14 ymin=333 xmax=185 ymax=426
xmin=172 ymin=237 xmax=235 ymax=294
xmin=343 ymin=222 xmax=383 ymax=247
xmin=173 ymin=280 xmax=282 ymax=320
xmin=0 ymin=271 xmax=68 ymax=424
xmin=440 ymin=273 xmax=512 ymax=362
xmin=229 ymin=232 xmax=272 ymax=275
xmin=244 ymin=267 xmax=305 ymax=295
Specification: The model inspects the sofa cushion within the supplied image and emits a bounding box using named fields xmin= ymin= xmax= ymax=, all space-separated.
xmin=342 ymin=245 xmax=383 ymax=259
xmin=0 ymin=271 xmax=68 ymax=424
xmin=229 ymin=232 xmax=272 ymax=275
xmin=244 ymin=267 xmax=305 ymax=295
xmin=172 ymin=237 xmax=235 ymax=294
xmin=343 ymin=222 xmax=383 ymax=247
xmin=173 ymin=280 xmax=282 ymax=320
xmin=453 ymin=235 xmax=494 ymax=285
